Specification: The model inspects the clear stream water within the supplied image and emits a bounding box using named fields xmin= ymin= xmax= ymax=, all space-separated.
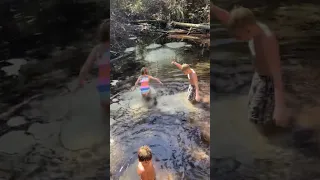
xmin=110 ymin=41 xmax=210 ymax=179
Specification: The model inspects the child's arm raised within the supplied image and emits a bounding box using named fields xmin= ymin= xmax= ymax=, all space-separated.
xmin=149 ymin=76 xmax=163 ymax=85
xmin=211 ymin=3 xmax=230 ymax=26
xmin=171 ymin=61 xmax=182 ymax=70
xmin=78 ymin=46 xmax=98 ymax=85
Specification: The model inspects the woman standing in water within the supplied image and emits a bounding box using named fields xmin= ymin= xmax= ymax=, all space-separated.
xmin=78 ymin=19 xmax=110 ymax=113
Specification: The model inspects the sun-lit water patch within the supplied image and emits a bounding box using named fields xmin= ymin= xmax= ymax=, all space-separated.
xmin=145 ymin=43 xmax=162 ymax=50
xmin=124 ymin=47 xmax=136 ymax=53
xmin=1 ymin=58 xmax=27 ymax=76
xmin=111 ymin=80 xmax=119 ymax=86
xmin=144 ymin=48 xmax=176 ymax=63
xmin=129 ymin=36 xmax=137 ymax=40
xmin=165 ymin=42 xmax=187 ymax=49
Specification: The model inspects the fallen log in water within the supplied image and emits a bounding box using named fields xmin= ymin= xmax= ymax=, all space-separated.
xmin=110 ymin=51 xmax=134 ymax=64
xmin=131 ymin=20 xmax=210 ymax=30
xmin=170 ymin=21 xmax=210 ymax=30
xmin=130 ymin=20 xmax=167 ymax=24
xmin=167 ymin=33 xmax=210 ymax=47
xmin=155 ymin=29 xmax=205 ymax=34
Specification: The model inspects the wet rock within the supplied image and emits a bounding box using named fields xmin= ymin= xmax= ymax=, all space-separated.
xmin=0 ymin=158 xmax=13 ymax=172
xmin=21 ymin=107 xmax=43 ymax=120
xmin=124 ymin=47 xmax=135 ymax=53
xmin=19 ymin=163 xmax=45 ymax=179
xmin=19 ymin=60 xmax=52 ymax=77
xmin=50 ymin=46 xmax=79 ymax=64
xmin=41 ymin=95 xmax=70 ymax=122
xmin=200 ymin=123 xmax=210 ymax=144
xmin=145 ymin=43 xmax=162 ymax=50
xmin=60 ymin=114 xmax=106 ymax=150
xmin=110 ymin=118 xmax=115 ymax=126
xmin=1 ymin=58 xmax=27 ymax=76
xmin=0 ymin=131 xmax=35 ymax=154
xmin=7 ymin=116 xmax=27 ymax=127
xmin=0 ymin=171 xmax=11 ymax=179
xmin=211 ymin=158 xmax=241 ymax=174
xmin=165 ymin=42 xmax=187 ymax=49
xmin=27 ymin=122 xmax=61 ymax=140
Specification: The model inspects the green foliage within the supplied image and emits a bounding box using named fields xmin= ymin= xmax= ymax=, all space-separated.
xmin=111 ymin=0 xmax=209 ymax=23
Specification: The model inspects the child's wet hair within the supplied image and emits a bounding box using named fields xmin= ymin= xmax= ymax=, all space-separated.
xmin=98 ymin=19 xmax=110 ymax=42
xmin=141 ymin=67 xmax=148 ymax=75
xmin=227 ymin=6 xmax=256 ymax=31
xmin=181 ymin=64 xmax=190 ymax=72
xmin=138 ymin=145 xmax=152 ymax=162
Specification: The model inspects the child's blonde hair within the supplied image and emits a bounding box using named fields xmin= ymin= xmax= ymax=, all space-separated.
xmin=181 ymin=64 xmax=191 ymax=72
xmin=98 ymin=19 xmax=110 ymax=42
xmin=227 ymin=6 xmax=256 ymax=31
xmin=138 ymin=145 xmax=152 ymax=162
xmin=141 ymin=67 xmax=148 ymax=75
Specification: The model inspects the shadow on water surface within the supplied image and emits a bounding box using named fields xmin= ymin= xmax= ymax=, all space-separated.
xmin=110 ymin=37 xmax=210 ymax=179
xmin=212 ymin=1 xmax=320 ymax=179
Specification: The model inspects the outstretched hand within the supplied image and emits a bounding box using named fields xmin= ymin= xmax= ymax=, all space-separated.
xmin=131 ymin=86 xmax=137 ymax=91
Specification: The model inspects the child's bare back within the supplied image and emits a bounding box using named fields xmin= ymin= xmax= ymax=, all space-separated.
xmin=137 ymin=161 xmax=156 ymax=180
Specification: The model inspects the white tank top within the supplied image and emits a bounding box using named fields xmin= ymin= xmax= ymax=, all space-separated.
xmin=248 ymin=22 xmax=272 ymax=56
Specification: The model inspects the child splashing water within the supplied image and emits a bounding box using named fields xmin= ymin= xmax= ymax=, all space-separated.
xmin=133 ymin=67 xmax=163 ymax=102
xmin=171 ymin=60 xmax=201 ymax=102
xmin=78 ymin=19 xmax=110 ymax=113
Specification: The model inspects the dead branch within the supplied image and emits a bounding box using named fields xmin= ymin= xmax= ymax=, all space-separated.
xmin=170 ymin=21 xmax=210 ymax=30
xmin=131 ymin=20 xmax=210 ymax=30
xmin=0 ymin=94 xmax=43 ymax=121
xmin=110 ymin=51 xmax=135 ymax=64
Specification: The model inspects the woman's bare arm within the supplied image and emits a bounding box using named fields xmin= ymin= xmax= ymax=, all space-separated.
xmin=211 ymin=3 xmax=230 ymax=26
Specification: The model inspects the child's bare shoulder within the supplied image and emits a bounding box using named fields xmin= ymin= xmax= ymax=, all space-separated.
xmin=137 ymin=163 xmax=145 ymax=174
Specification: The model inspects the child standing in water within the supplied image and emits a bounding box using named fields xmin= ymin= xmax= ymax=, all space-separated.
xmin=78 ymin=19 xmax=110 ymax=112
xmin=133 ymin=67 xmax=163 ymax=100
xmin=211 ymin=4 xmax=288 ymax=127
xmin=137 ymin=145 xmax=156 ymax=180
xmin=171 ymin=61 xmax=200 ymax=102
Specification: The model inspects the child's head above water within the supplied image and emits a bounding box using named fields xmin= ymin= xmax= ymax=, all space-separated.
xmin=141 ymin=67 xmax=149 ymax=75
xmin=181 ymin=64 xmax=192 ymax=75
xmin=98 ymin=19 xmax=110 ymax=43
xmin=227 ymin=6 xmax=257 ymax=40
xmin=138 ymin=145 xmax=152 ymax=166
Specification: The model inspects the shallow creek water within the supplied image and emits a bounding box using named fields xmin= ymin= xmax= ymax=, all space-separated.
xmin=110 ymin=41 xmax=210 ymax=179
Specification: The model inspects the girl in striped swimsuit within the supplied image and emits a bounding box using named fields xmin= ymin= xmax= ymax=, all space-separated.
xmin=133 ymin=67 xmax=163 ymax=99
xmin=78 ymin=19 xmax=110 ymax=113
